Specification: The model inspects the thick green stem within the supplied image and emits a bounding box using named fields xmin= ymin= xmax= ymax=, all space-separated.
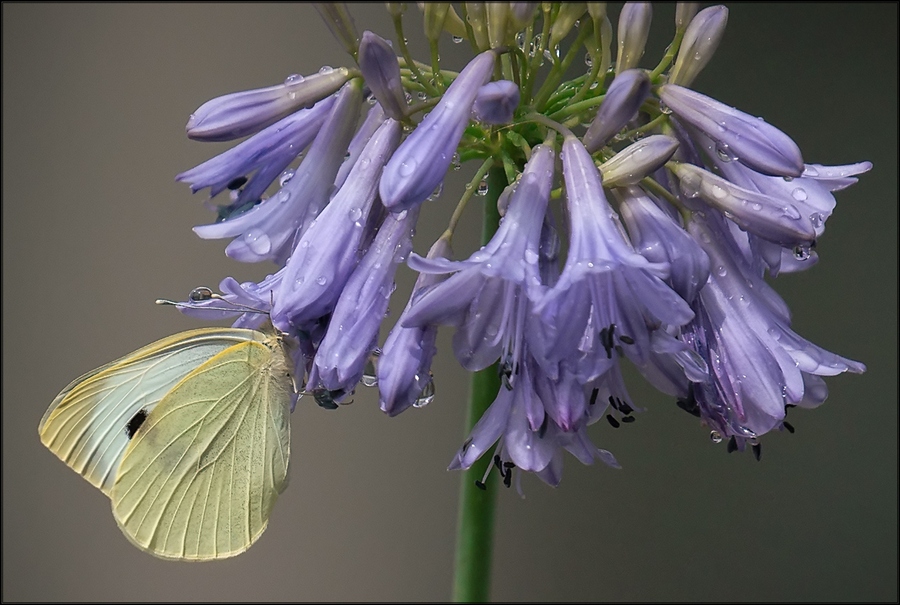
xmin=451 ymin=166 xmax=505 ymax=603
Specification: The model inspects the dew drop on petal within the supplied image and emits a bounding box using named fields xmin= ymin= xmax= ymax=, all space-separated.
xmin=316 ymin=275 xmax=328 ymax=286
xmin=710 ymin=430 xmax=723 ymax=444
xmin=189 ymin=286 xmax=214 ymax=302
xmin=524 ymin=249 xmax=539 ymax=265
xmin=792 ymin=245 xmax=811 ymax=261
xmin=243 ymin=230 xmax=272 ymax=255
xmin=791 ymin=187 xmax=808 ymax=201
xmin=348 ymin=207 xmax=362 ymax=222
xmin=361 ymin=350 xmax=380 ymax=387
xmin=284 ymin=73 xmax=302 ymax=86
xmin=716 ymin=265 xmax=727 ymax=277
xmin=782 ymin=205 xmax=802 ymax=220
xmin=810 ymin=212 xmax=824 ymax=229
xmin=279 ymin=169 xmax=295 ymax=187
xmin=399 ymin=159 xmax=417 ymax=176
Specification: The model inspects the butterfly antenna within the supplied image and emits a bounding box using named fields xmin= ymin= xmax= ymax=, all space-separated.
xmin=155 ymin=286 xmax=269 ymax=315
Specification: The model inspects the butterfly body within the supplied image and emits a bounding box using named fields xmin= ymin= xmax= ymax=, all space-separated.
xmin=39 ymin=326 xmax=294 ymax=561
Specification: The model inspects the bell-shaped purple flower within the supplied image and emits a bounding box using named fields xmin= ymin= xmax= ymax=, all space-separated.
xmin=471 ymin=80 xmax=520 ymax=125
xmin=380 ymin=50 xmax=496 ymax=212
xmin=671 ymin=161 xmax=816 ymax=248
xmin=599 ymin=134 xmax=680 ymax=187
xmin=616 ymin=2 xmax=652 ymax=73
xmin=177 ymin=95 xmax=335 ymax=216
xmin=377 ymin=238 xmax=452 ymax=417
xmin=659 ymin=84 xmax=805 ymax=177
xmin=535 ymin=137 xmax=694 ymax=379
xmin=271 ymin=118 xmax=401 ymax=332
xmin=402 ymin=145 xmax=555 ymax=372
xmin=616 ymin=185 xmax=710 ymax=303
xmin=669 ymin=5 xmax=728 ymax=87
xmin=192 ymin=81 xmax=363 ymax=264
xmin=358 ymin=31 xmax=407 ymax=121
xmin=681 ymin=215 xmax=865 ymax=438
xmin=583 ymin=69 xmax=651 ymax=152
xmin=310 ymin=206 xmax=421 ymax=393
xmin=186 ymin=68 xmax=352 ymax=142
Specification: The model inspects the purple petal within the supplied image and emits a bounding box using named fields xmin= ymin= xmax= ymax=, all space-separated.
xmin=358 ymin=31 xmax=407 ymax=121
xmin=599 ymin=134 xmax=679 ymax=187
xmin=583 ymin=69 xmax=651 ymax=152
xmin=616 ymin=2 xmax=652 ymax=73
xmin=472 ymin=80 xmax=520 ymax=125
xmin=669 ymin=5 xmax=728 ymax=87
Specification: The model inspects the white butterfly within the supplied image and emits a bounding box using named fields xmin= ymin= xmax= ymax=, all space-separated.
xmin=39 ymin=324 xmax=295 ymax=561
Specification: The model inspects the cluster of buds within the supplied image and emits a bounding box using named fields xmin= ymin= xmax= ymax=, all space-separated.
xmin=174 ymin=3 xmax=867 ymax=487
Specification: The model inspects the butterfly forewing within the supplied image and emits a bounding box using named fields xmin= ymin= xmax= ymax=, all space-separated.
xmin=110 ymin=337 xmax=292 ymax=561
xmin=39 ymin=328 xmax=263 ymax=495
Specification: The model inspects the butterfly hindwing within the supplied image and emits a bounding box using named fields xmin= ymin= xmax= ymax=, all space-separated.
xmin=110 ymin=337 xmax=292 ymax=561
xmin=39 ymin=328 xmax=264 ymax=495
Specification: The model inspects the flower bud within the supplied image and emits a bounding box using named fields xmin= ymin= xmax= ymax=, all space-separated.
xmin=599 ymin=134 xmax=679 ymax=187
xmin=669 ymin=6 xmax=728 ymax=87
xmin=358 ymin=31 xmax=407 ymax=120
xmin=616 ymin=2 xmax=652 ymax=73
xmin=472 ymin=80 xmax=520 ymax=124
xmin=583 ymin=69 xmax=650 ymax=152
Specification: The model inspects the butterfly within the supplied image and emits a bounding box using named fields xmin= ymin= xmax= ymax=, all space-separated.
xmin=38 ymin=320 xmax=296 ymax=561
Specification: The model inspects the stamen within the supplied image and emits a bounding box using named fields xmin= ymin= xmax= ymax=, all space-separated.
xmin=752 ymin=442 xmax=762 ymax=461
xmin=226 ymin=176 xmax=248 ymax=190
xmin=589 ymin=388 xmax=599 ymax=406
xmin=783 ymin=421 xmax=795 ymax=434
xmin=619 ymin=334 xmax=635 ymax=345
xmin=620 ymin=415 xmax=635 ymax=423
xmin=726 ymin=436 xmax=738 ymax=453
xmin=617 ymin=399 xmax=634 ymax=415
xmin=608 ymin=395 xmax=619 ymax=410
xmin=606 ymin=414 xmax=620 ymax=428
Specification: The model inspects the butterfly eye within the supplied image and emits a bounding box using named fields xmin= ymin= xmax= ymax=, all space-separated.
xmin=125 ymin=409 xmax=148 ymax=439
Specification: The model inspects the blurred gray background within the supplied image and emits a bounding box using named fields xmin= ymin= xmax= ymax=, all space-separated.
xmin=3 ymin=3 xmax=896 ymax=602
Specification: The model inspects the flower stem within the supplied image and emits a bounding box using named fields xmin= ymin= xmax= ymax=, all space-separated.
xmin=451 ymin=166 xmax=505 ymax=603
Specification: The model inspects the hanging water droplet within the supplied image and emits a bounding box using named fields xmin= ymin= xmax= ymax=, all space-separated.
xmin=417 ymin=90 xmax=427 ymax=101
xmin=348 ymin=207 xmax=362 ymax=222
xmin=476 ymin=179 xmax=489 ymax=196
xmin=659 ymin=101 xmax=672 ymax=115
xmin=451 ymin=35 xmax=464 ymax=44
xmin=429 ymin=182 xmax=443 ymax=200
xmin=584 ymin=53 xmax=593 ymax=67
xmin=361 ymin=350 xmax=381 ymax=387
xmin=791 ymin=187 xmax=808 ymax=201
xmin=413 ymin=375 xmax=435 ymax=408
xmin=710 ymin=430 xmax=723 ymax=444
xmin=809 ymin=212 xmax=824 ymax=229
xmin=243 ymin=230 xmax=272 ymax=255
xmin=452 ymin=152 xmax=461 ymax=171
xmin=792 ymin=245 xmax=811 ymax=261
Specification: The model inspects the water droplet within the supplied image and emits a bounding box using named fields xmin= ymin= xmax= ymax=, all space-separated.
xmin=243 ymin=230 xmax=271 ymax=255
xmin=751 ymin=202 xmax=763 ymax=211
xmin=792 ymin=245 xmax=811 ymax=261
xmin=791 ymin=187 xmax=808 ymax=202
xmin=584 ymin=53 xmax=593 ymax=67
xmin=809 ymin=212 xmax=824 ymax=229
xmin=189 ymin=286 xmax=214 ymax=302
xmin=429 ymin=182 xmax=443 ymax=200
xmin=416 ymin=90 xmax=427 ymax=101
xmin=782 ymin=205 xmax=802 ymax=220
xmin=284 ymin=73 xmax=303 ymax=86
xmin=279 ymin=169 xmax=295 ymax=187
xmin=680 ymin=175 xmax=701 ymax=198
xmin=278 ymin=190 xmax=291 ymax=204
xmin=361 ymin=350 xmax=380 ymax=387
xmin=413 ymin=375 xmax=435 ymax=407
xmin=396 ymin=209 xmax=408 ymax=220
xmin=476 ymin=179 xmax=489 ymax=196
xmin=710 ymin=430 xmax=723 ymax=444
xmin=693 ymin=51 xmax=702 ymax=61
xmin=783 ymin=176 xmax=794 ymax=182
xmin=348 ymin=207 xmax=362 ymax=222
xmin=452 ymin=35 xmax=463 ymax=44
xmin=716 ymin=143 xmax=735 ymax=162
xmin=711 ymin=184 xmax=727 ymax=199
xmin=319 ymin=65 xmax=334 ymax=74
xmin=716 ymin=265 xmax=727 ymax=277
xmin=399 ymin=159 xmax=417 ymax=176
xmin=524 ymin=249 xmax=539 ymax=265
xmin=804 ymin=165 xmax=819 ymax=177
xmin=316 ymin=275 xmax=328 ymax=286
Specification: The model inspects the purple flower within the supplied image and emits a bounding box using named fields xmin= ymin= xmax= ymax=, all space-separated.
xmin=616 ymin=2 xmax=652 ymax=73
xmin=192 ymin=81 xmax=363 ymax=264
xmin=186 ymin=68 xmax=352 ymax=142
xmin=599 ymin=134 xmax=680 ymax=187
xmin=472 ymin=81 xmax=520 ymax=125
xmin=669 ymin=5 xmax=728 ymax=87
xmin=377 ymin=237 xmax=451 ymax=417
xmin=379 ymin=50 xmax=496 ymax=212
xmin=670 ymin=161 xmax=816 ymax=248
xmin=310 ymin=206 xmax=421 ymax=393
xmin=583 ymin=69 xmax=651 ymax=152
xmin=176 ymin=96 xmax=335 ymax=216
xmin=271 ymin=118 xmax=401 ymax=332
xmin=535 ymin=137 xmax=694 ymax=381
xmin=681 ymin=215 xmax=865 ymax=439
xmin=658 ymin=84 xmax=805 ymax=177
xmin=402 ymin=145 xmax=555 ymax=372
xmin=358 ymin=31 xmax=407 ymax=121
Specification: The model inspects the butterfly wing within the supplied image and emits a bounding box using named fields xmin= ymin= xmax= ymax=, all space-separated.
xmin=110 ymin=337 xmax=293 ymax=561
xmin=39 ymin=328 xmax=262 ymax=495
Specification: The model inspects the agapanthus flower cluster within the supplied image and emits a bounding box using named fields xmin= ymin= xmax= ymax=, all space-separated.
xmin=174 ymin=3 xmax=867 ymax=488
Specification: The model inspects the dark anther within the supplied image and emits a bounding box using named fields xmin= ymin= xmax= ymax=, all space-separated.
xmin=474 ymin=480 xmax=487 ymax=491
xmin=620 ymin=415 xmax=635 ymax=424
xmin=599 ymin=324 xmax=617 ymax=359
xmin=608 ymin=395 xmax=618 ymax=410
xmin=752 ymin=442 xmax=762 ymax=461
xmin=676 ymin=385 xmax=700 ymax=418
xmin=606 ymin=414 xmax=620 ymax=428
xmin=619 ymin=335 xmax=635 ymax=345
xmin=503 ymin=461 xmax=516 ymax=469
xmin=617 ymin=399 xmax=634 ymax=415
xmin=462 ymin=438 xmax=473 ymax=453
xmin=503 ymin=472 xmax=512 ymax=488
xmin=783 ymin=421 xmax=795 ymax=434
xmin=226 ymin=176 xmax=248 ymax=190
xmin=726 ymin=436 xmax=738 ymax=453
xmin=493 ymin=455 xmax=503 ymax=471
xmin=589 ymin=388 xmax=599 ymax=406
xmin=125 ymin=409 xmax=148 ymax=439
